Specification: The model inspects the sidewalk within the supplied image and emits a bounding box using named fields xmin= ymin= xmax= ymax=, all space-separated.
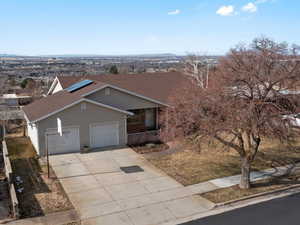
xmin=205 ymin=163 xmax=300 ymax=189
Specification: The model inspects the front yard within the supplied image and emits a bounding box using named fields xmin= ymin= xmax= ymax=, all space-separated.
xmin=6 ymin=137 xmax=73 ymax=218
xmin=147 ymin=138 xmax=300 ymax=186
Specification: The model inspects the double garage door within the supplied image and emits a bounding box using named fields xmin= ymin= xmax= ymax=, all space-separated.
xmin=46 ymin=122 xmax=120 ymax=155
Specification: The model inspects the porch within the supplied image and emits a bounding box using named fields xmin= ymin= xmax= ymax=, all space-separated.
xmin=127 ymin=130 xmax=160 ymax=146
xmin=127 ymin=108 xmax=162 ymax=145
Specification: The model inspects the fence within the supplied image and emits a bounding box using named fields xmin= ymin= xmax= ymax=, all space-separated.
xmin=2 ymin=140 xmax=19 ymax=219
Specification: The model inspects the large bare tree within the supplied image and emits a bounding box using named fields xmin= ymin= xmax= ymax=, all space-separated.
xmin=161 ymin=38 xmax=300 ymax=189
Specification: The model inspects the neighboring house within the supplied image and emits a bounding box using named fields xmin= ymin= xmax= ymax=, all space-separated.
xmin=0 ymin=94 xmax=32 ymax=106
xmin=23 ymin=72 xmax=186 ymax=156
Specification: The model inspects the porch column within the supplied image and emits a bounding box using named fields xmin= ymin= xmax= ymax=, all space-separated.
xmin=156 ymin=107 xmax=159 ymax=130
xmin=166 ymin=108 xmax=169 ymax=132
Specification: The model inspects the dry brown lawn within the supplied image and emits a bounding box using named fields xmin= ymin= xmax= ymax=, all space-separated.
xmin=6 ymin=137 xmax=73 ymax=218
xmin=148 ymin=138 xmax=300 ymax=186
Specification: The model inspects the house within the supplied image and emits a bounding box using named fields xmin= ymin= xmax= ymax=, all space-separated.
xmin=0 ymin=94 xmax=32 ymax=107
xmin=22 ymin=72 xmax=187 ymax=156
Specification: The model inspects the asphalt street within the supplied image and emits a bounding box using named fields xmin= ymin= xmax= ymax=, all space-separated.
xmin=181 ymin=193 xmax=300 ymax=225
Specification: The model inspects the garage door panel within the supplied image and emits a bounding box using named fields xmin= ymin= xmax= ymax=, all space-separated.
xmin=90 ymin=122 xmax=119 ymax=148
xmin=46 ymin=128 xmax=80 ymax=155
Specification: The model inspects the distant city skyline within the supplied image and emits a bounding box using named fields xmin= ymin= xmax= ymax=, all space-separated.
xmin=1 ymin=0 xmax=299 ymax=56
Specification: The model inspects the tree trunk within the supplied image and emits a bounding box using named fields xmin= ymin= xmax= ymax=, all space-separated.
xmin=240 ymin=157 xmax=251 ymax=189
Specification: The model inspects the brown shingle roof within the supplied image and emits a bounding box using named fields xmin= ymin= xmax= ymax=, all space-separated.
xmin=23 ymin=72 xmax=187 ymax=122
xmin=23 ymin=81 xmax=106 ymax=122
xmin=58 ymin=72 xmax=187 ymax=104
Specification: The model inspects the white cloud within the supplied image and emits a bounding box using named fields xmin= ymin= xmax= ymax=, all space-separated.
xmin=242 ymin=2 xmax=257 ymax=13
xmin=216 ymin=5 xmax=235 ymax=16
xmin=168 ymin=9 xmax=181 ymax=15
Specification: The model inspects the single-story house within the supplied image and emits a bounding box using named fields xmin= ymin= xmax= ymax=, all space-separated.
xmin=23 ymin=72 xmax=187 ymax=156
xmin=1 ymin=94 xmax=32 ymax=106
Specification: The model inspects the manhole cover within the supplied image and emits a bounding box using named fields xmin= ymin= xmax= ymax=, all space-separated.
xmin=120 ymin=165 xmax=144 ymax=173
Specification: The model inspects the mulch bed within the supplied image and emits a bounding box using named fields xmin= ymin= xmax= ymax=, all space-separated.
xmin=131 ymin=143 xmax=169 ymax=154
xmin=6 ymin=137 xmax=74 ymax=218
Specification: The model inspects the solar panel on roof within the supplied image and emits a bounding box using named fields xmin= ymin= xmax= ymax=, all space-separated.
xmin=66 ymin=79 xmax=94 ymax=92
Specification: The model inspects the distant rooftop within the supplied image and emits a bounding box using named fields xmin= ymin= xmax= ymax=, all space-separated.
xmin=2 ymin=94 xmax=31 ymax=99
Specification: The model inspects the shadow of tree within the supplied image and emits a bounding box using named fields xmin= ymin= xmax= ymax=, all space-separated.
xmin=10 ymin=157 xmax=50 ymax=218
xmin=252 ymin=175 xmax=300 ymax=189
xmin=6 ymin=137 xmax=73 ymax=218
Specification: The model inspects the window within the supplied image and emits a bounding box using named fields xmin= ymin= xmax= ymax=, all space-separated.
xmin=127 ymin=109 xmax=144 ymax=125
xmin=127 ymin=109 xmax=145 ymax=133
xmin=127 ymin=108 xmax=157 ymax=133
xmin=145 ymin=108 xmax=156 ymax=130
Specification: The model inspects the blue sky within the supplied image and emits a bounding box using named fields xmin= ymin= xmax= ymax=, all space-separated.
xmin=0 ymin=0 xmax=299 ymax=55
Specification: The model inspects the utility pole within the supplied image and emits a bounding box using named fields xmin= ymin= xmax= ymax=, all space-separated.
xmin=45 ymin=134 xmax=50 ymax=178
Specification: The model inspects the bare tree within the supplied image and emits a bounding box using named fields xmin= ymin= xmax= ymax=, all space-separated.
xmin=184 ymin=54 xmax=211 ymax=88
xmin=161 ymin=37 xmax=300 ymax=189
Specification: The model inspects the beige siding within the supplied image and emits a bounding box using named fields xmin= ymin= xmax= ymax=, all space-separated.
xmin=87 ymin=87 xmax=158 ymax=110
xmin=36 ymin=101 xmax=127 ymax=156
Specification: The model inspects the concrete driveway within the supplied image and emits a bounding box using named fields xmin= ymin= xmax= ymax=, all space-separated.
xmin=50 ymin=147 xmax=214 ymax=225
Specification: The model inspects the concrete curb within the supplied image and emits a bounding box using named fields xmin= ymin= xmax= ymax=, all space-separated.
xmin=214 ymin=183 xmax=300 ymax=208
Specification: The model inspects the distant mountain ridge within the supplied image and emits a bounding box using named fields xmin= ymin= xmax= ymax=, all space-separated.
xmin=0 ymin=53 xmax=179 ymax=58
xmin=0 ymin=54 xmax=20 ymax=57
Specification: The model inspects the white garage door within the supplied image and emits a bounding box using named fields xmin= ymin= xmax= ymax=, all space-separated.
xmin=46 ymin=128 xmax=80 ymax=155
xmin=90 ymin=122 xmax=119 ymax=148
